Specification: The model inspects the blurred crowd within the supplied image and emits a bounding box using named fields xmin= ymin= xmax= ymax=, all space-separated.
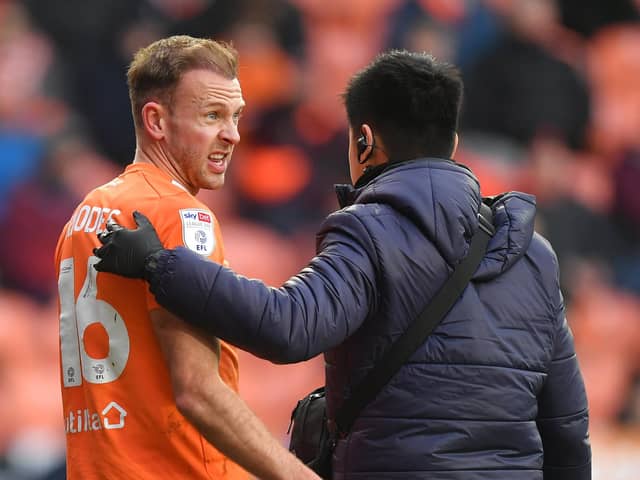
xmin=0 ymin=0 xmax=639 ymax=478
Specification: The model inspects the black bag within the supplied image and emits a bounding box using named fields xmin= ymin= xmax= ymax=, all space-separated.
xmin=288 ymin=202 xmax=494 ymax=478
xmin=288 ymin=387 xmax=333 ymax=479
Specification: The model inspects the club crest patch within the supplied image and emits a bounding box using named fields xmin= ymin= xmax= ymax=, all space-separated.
xmin=179 ymin=209 xmax=215 ymax=255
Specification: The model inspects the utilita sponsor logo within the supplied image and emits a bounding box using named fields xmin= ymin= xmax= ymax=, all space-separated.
xmin=65 ymin=401 xmax=127 ymax=434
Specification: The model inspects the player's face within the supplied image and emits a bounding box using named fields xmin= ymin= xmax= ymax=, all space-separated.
xmin=164 ymin=69 xmax=244 ymax=193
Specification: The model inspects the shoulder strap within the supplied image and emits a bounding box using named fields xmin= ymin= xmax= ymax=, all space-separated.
xmin=334 ymin=202 xmax=494 ymax=436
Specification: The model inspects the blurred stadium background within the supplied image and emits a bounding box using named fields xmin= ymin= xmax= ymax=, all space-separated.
xmin=0 ymin=0 xmax=639 ymax=478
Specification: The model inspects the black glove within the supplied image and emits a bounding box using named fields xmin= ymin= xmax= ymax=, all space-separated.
xmin=93 ymin=210 xmax=164 ymax=279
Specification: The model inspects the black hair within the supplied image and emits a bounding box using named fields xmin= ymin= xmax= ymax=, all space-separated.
xmin=342 ymin=50 xmax=463 ymax=161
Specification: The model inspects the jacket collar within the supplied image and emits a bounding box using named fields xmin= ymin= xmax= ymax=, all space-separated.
xmin=335 ymin=162 xmax=396 ymax=208
xmin=335 ymin=158 xmax=458 ymax=209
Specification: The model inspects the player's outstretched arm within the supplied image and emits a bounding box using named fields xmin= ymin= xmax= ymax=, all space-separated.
xmin=151 ymin=308 xmax=320 ymax=480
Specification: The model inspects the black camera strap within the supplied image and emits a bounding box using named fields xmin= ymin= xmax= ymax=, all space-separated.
xmin=334 ymin=202 xmax=495 ymax=437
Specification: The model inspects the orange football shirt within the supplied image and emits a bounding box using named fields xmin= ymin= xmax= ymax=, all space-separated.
xmin=54 ymin=163 xmax=248 ymax=479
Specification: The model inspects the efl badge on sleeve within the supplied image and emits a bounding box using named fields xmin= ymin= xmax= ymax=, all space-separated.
xmin=179 ymin=209 xmax=215 ymax=255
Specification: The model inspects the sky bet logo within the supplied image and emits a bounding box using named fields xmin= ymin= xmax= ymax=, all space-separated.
xmin=181 ymin=209 xmax=211 ymax=223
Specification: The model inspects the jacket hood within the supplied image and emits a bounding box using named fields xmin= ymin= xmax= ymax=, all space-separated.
xmin=335 ymin=159 xmax=536 ymax=279
xmin=476 ymin=192 xmax=537 ymax=280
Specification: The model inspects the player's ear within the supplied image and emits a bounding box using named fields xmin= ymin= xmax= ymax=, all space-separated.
xmin=141 ymin=102 xmax=166 ymax=140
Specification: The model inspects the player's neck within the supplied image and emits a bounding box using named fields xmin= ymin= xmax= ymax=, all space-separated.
xmin=132 ymin=143 xmax=197 ymax=195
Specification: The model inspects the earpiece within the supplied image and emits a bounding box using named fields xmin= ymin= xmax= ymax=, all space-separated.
xmin=357 ymin=129 xmax=388 ymax=165
xmin=357 ymin=135 xmax=368 ymax=158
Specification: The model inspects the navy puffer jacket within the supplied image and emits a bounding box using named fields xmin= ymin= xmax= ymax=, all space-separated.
xmin=150 ymin=159 xmax=591 ymax=479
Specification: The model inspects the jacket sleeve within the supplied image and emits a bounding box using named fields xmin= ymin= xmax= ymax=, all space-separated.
xmin=536 ymin=292 xmax=592 ymax=480
xmin=149 ymin=210 xmax=378 ymax=363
